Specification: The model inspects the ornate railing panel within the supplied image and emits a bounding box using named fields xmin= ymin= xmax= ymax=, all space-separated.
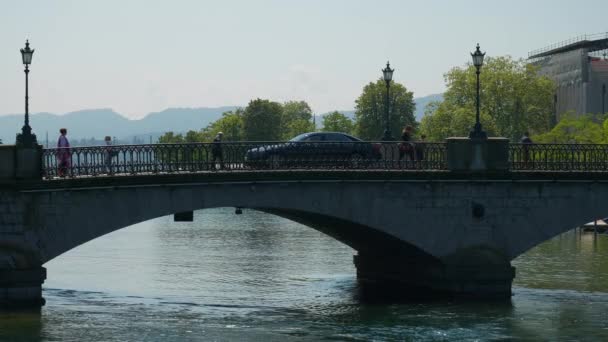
xmin=42 ymin=141 xmax=448 ymax=178
xmin=509 ymin=143 xmax=608 ymax=171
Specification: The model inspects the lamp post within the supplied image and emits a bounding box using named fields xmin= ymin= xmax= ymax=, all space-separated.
xmin=16 ymin=40 xmax=38 ymax=147
xmin=381 ymin=61 xmax=394 ymax=141
xmin=469 ymin=43 xmax=487 ymax=140
xmin=553 ymin=93 xmax=558 ymax=126
xmin=603 ymin=83 xmax=606 ymax=115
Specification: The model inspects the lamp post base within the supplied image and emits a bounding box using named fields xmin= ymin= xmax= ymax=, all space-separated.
xmin=468 ymin=130 xmax=487 ymax=140
xmin=16 ymin=127 xmax=38 ymax=148
xmin=468 ymin=123 xmax=487 ymax=140
xmin=381 ymin=130 xmax=395 ymax=141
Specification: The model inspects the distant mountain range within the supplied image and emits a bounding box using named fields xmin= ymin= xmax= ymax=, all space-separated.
xmin=413 ymin=93 xmax=443 ymax=119
xmin=0 ymin=107 xmax=238 ymax=145
xmin=0 ymin=94 xmax=443 ymax=144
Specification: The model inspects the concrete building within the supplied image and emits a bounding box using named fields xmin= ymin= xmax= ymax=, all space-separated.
xmin=529 ymin=33 xmax=608 ymax=120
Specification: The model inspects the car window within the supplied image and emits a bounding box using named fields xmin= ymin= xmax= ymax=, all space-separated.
xmin=325 ymin=133 xmax=351 ymax=142
xmin=303 ymin=135 xmax=324 ymax=142
xmin=344 ymin=134 xmax=362 ymax=142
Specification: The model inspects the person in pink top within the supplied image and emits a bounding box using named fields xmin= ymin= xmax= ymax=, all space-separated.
xmin=57 ymin=128 xmax=71 ymax=177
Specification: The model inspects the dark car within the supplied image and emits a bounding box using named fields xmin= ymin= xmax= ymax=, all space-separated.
xmin=245 ymin=132 xmax=381 ymax=168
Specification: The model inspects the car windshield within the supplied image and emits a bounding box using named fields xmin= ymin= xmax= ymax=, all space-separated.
xmin=289 ymin=133 xmax=363 ymax=142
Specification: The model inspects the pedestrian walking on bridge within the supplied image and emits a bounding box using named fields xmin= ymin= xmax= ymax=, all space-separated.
xmin=521 ymin=132 xmax=534 ymax=168
xmin=104 ymin=136 xmax=117 ymax=174
xmin=56 ymin=128 xmax=71 ymax=177
xmin=211 ymin=132 xmax=224 ymax=170
xmin=399 ymin=125 xmax=416 ymax=165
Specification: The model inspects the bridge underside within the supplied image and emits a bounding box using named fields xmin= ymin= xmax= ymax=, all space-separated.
xmin=264 ymin=208 xmax=515 ymax=299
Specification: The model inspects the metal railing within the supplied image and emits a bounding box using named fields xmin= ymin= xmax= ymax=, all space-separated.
xmin=528 ymin=32 xmax=608 ymax=58
xmin=42 ymin=141 xmax=447 ymax=178
xmin=42 ymin=142 xmax=608 ymax=178
xmin=509 ymin=143 xmax=608 ymax=171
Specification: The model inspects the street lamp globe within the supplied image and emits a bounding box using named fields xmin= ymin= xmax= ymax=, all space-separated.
xmin=471 ymin=43 xmax=485 ymax=69
xmin=21 ymin=40 xmax=34 ymax=66
xmin=382 ymin=61 xmax=394 ymax=82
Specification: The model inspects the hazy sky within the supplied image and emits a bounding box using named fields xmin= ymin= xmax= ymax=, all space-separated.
xmin=1 ymin=0 xmax=607 ymax=118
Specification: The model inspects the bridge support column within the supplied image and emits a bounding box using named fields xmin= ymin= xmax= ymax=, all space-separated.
xmin=354 ymin=253 xmax=515 ymax=299
xmin=0 ymin=267 xmax=46 ymax=308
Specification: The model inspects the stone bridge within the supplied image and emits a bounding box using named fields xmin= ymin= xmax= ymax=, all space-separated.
xmin=2 ymin=139 xmax=608 ymax=307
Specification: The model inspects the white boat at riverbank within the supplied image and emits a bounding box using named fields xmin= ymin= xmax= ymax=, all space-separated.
xmin=581 ymin=219 xmax=608 ymax=233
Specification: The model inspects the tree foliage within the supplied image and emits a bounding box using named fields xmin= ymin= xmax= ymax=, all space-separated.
xmin=420 ymin=56 xmax=555 ymax=141
xmin=157 ymin=109 xmax=245 ymax=143
xmin=354 ymin=79 xmax=416 ymax=140
xmin=281 ymin=101 xmax=314 ymax=139
xmin=158 ymin=131 xmax=185 ymax=143
xmin=158 ymin=99 xmax=317 ymax=144
xmin=420 ymin=102 xmax=497 ymax=141
xmin=201 ymin=109 xmax=244 ymax=142
xmin=321 ymin=111 xmax=354 ymax=134
xmin=242 ymin=98 xmax=283 ymax=141
xmin=534 ymin=113 xmax=605 ymax=143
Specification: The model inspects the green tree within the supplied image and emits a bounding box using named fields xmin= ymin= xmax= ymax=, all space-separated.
xmin=158 ymin=131 xmax=184 ymax=143
xmin=420 ymin=102 xmax=497 ymax=141
xmin=281 ymin=101 xmax=314 ymax=139
xmin=184 ymin=130 xmax=201 ymax=142
xmin=535 ymin=113 xmax=604 ymax=143
xmin=200 ymin=109 xmax=244 ymax=142
xmin=603 ymin=118 xmax=608 ymax=142
xmin=420 ymin=56 xmax=555 ymax=141
xmin=242 ymin=98 xmax=283 ymax=141
xmin=354 ymin=79 xmax=416 ymax=140
xmin=321 ymin=111 xmax=354 ymax=134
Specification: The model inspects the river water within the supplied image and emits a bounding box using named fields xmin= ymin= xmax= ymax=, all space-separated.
xmin=2 ymin=208 xmax=608 ymax=341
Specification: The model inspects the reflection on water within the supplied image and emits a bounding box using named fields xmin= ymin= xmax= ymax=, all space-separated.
xmin=1 ymin=209 xmax=608 ymax=341
xmin=514 ymin=231 xmax=608 ymax=292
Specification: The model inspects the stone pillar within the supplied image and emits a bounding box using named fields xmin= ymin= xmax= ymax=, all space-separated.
xmin=0 ymin=267 xmax=46 ymax=307
xmin=0 ymin=144 xmax=43 ymax=182
xmin=1 ymin=145 xmax=45 ymax=308
xmin=353 ymin=248 xmax=515 ymax=299
xmin=16 ymin=145 xmax=43 ymax=180
xmin=446 ymin=137 xmax=509 ymax=172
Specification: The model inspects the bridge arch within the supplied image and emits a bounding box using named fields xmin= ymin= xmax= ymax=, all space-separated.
xmin=5 ymin=177 xmax=608 ymax=305
xmin=28 ymin=181 xmax=439 ymax=266
xmin=19 ymin=179 xmax=608 ymax=266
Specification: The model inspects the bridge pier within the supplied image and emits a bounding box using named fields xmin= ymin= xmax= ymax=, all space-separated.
xmin=0 ymin=267 xmax=46 ymax=308
xmin=354 ymin=252 xmax=515 ymax=299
